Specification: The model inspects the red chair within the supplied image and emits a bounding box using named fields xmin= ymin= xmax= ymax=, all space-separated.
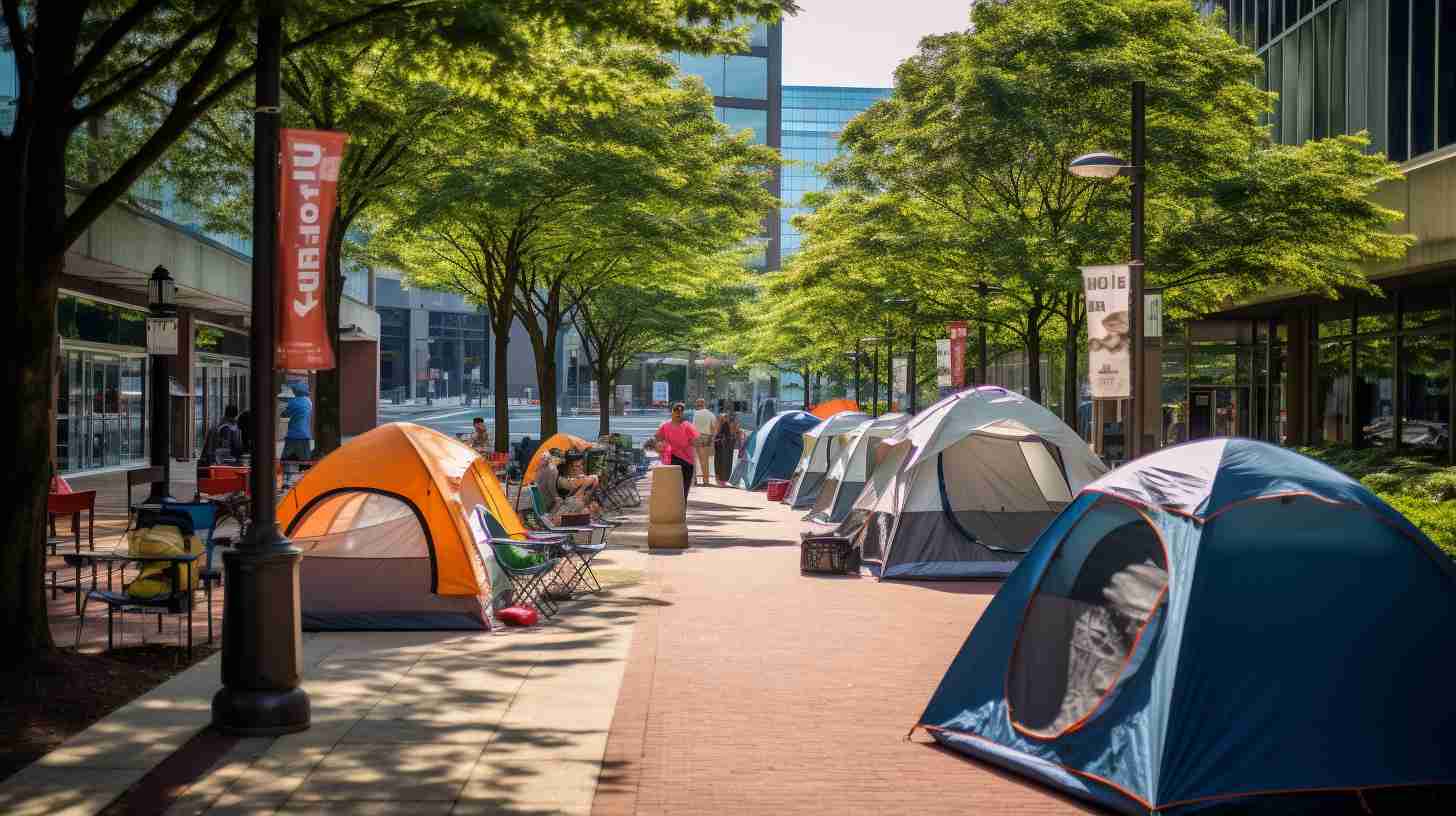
xmin=198 ymin=475 xmax=248 ymax=496
xmin=47 ymin=490 xmax=96 ymax=611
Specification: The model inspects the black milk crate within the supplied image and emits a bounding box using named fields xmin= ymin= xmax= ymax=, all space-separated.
xmin=800 ymin=535 xmax=858 ymax=575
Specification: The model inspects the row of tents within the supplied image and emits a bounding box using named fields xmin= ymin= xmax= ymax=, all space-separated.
xmin=735 ymin=389 xmax=1456 ymax=814
xmin=738 ymin=386 xmax=1108 ymax=580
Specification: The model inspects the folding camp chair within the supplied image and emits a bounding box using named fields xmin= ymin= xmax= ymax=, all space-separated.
xmin=474 ymin=507 xmax=563 ymax=618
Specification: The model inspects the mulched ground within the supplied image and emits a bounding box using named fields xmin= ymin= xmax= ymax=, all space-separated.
xmin=0 ymin=643 xmax=218 ymax=784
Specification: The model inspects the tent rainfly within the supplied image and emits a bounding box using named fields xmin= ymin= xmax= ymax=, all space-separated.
xmin=803 ymin=413 xmax=908 ymax=525
xmin=784 ymin=410 xmax=869 ymax=508
xmin=916 ymin=438 xmax=1456 ymax=814
xmin=837 ymin=386 xmax=1106 ymax=579
xmin=277 ymin=422 xmax=526 ymax=630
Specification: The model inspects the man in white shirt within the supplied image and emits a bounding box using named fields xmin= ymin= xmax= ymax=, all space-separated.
xmin=691 ymin=398 xmax=717 ymax=487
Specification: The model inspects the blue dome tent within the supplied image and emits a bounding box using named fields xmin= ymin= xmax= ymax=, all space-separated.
xmin=915 ymin=438 xmax=1456 ymax=814
xmin=732 ymin=410 xmax=820 ymax=491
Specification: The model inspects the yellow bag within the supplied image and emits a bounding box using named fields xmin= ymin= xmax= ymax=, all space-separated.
xmin=126 ymin=525 xmax=204 ymax=600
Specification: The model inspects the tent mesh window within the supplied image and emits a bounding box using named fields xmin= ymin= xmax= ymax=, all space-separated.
xmin=1007 ymin=501 xmax=1168 ymax=737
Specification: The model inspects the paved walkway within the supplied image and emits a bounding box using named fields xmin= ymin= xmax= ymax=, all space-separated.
xmin=7 ymin=478 xmax=1095 ymax=814
xmin=595 ymin=486 xmax=1095 ymax=815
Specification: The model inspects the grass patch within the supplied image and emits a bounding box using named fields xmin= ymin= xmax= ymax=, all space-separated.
xmin=1295 ymin=444 xmax=1456 ymax=558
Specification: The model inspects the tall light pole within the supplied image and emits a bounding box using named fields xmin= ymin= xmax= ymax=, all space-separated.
xmin=146 ymin=265 xmax=176 ymax=505
xmin=885 ymin=298 xmax=913 ymax=413
xmin=1069 ymin=79 xmax=1146 ymax=460
xmin=213 ymin=4 xmax=311 ymax=737
xmin=846 ymin=348 xmax=862 ymax=409
xmin=862 ymin=337 xmax=881 ymax=416
xmin=976 ymin=282 xmax=990 ymax=386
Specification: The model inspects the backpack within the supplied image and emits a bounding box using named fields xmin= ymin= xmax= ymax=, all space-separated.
xmin=126 ymin=509 xmax=202 ymax=601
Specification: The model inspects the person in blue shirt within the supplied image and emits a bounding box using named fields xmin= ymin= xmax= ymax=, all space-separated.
xmin=281 ymin=379 xmax=314 ymax=461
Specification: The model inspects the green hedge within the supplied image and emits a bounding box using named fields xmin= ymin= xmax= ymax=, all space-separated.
xmin=1294 ymin=444 xmax=1456 ymax=558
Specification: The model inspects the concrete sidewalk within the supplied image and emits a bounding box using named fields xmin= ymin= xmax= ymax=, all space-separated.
xmin=0 ymin=547 xmax=649 ymax=816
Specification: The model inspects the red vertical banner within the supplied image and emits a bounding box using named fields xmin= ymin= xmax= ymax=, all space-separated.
xmin=948 ymin=321 xmax=968 ymax=388
xmin=277 ymin=129 xmax=349 ymax=370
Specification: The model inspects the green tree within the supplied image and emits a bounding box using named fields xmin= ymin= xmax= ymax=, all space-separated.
xmin=1 ymin=0 xmax=795 ymax=656
xmin=827 ymin=0 xmax=1410 ymax=423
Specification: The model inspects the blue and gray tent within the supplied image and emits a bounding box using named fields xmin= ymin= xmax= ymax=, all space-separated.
xmin=835 ymin=387 xmax=1106 ymax=579
xmin=783 ymin=410 xmax=869 ymax=508
xmin=916 ymin=438 xmax=1456 ymax=814
xmin=732 ymin=410 xmax=820 ymax=491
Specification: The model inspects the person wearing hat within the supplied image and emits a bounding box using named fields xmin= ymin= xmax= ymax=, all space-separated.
xmin=281 ymin=379 xmax=314 ymax=462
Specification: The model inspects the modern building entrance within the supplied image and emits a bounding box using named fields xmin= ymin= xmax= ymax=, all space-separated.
xmin=1187 ymin=386 xmax=1246 ymax=440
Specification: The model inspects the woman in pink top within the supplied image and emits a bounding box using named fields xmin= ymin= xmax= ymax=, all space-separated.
xmin=654 ymin=402 xmax=699 ymax=499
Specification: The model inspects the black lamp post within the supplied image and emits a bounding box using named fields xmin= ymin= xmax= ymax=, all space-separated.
xmin=862 ymin=337 xmax=881 ymax=417
xmin=1069 ymin=79 xmax=1146 ymax=459
xmin=212 ymin=5 xmax=311 ymax=737
xmin=146 ymin=265 xmax=176 ymax=505
xmin=846 ymin=348 xmax=862 ymax=410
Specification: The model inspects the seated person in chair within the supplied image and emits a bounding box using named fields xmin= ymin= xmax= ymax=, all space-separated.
xmin=541 ymin=450 xmax=602 ymax=525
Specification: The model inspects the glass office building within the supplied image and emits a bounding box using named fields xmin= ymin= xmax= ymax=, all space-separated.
xmin=1145 ymin=2 xmax=1456 ymax=460
xmin=668 ymin=17 xmax=782 ymax=270
xmin=780 ymin=85 xmax=891 ymax=258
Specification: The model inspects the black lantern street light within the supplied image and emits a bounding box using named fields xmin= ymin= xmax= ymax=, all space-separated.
xmin=146 ymin=265 xmax=177 ymax=505
xmin=212 ymin=5 xmax=311 ymax=737
xmin=1069 ymin=79 xmax=1146 ymax=459
xmin=845 ymin=349 xmax=863 ymax=411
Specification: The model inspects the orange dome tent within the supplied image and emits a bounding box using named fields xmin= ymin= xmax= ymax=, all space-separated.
xmin=524 ymin=432 xmax=594 ymax=485
xmin=811 ymin=398 xmax=859 ymax=420
xmin=276 ymin=422 xmax=526 ymax=630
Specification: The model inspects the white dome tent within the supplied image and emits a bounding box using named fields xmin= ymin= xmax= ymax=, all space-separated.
xmin=803 ymin=413 xmax=908 ymax=524
xmin=836 ymin=387 xmax=1106 ymax=580
xmin=783 ymin=410 xmax=869 ymax=508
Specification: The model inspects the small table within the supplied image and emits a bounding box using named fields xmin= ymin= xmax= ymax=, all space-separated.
xmin=65 ymin=550 xmax=204 ymax=655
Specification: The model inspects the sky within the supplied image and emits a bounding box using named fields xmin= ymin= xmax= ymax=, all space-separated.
xmin=781 ymin=1 xmax=972 ymax=89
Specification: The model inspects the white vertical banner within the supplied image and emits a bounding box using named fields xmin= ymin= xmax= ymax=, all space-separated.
xmin=1144 ymin=290 xmax=1163 ymax=338
xmin=1082 ymin=264 xmax=1132 ymax=399
xmin=936 ymin=339 xmax=952 ymax=387
xmin=893 ymin=356 xmax=908 ymax=404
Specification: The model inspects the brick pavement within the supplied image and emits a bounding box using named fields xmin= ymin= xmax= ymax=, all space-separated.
xmin=594 ymin=486 xmax=1098 ymax=816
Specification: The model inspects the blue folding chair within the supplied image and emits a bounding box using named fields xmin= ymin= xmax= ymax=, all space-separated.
xmin=161 ymin=500 xmax=220 ymax=642
xmin=473 ymin=507 xmax=563 ymax=618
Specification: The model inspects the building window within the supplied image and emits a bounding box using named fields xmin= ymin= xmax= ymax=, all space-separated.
xmin=677 ymin=53 xmax=725 ymax=97
xmin=1318 ymin=302 xmax=1352 ymax=338
xmin=1357 ymin=293 xmax=1396 ymax=334
xmin=1402 ymin=286 xmax=1452 ymax=330
xmin=717 ymin=106 xmax=768 ymax=144
xmin=1399 ymin=332 xmax=1452 ymax=449
xmin=723 ymin=55 xmax=767 ymax=100
xmin=1411 ymin=0 xmax=1437 ymax=156
xmin=1389 ymin=0 xmax=1411 ymax=161
xmin=1355 ymin=337 xmax=1395 ymax=446
xmin=1316 ymin=340 xmax=1352 ymax=443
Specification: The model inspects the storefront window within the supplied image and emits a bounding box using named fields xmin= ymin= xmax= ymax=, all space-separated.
xmin=1315 ymin=341 xmax=1351 ymax=444
xmin=1355 ymin=338 xmax=1395 ymax=446
xmin=1402 ymin=286 xmax=1451 ymax=331
xmin=56 ymin=349 xmax=149 ymax=473
xmin=1400 ymin=333 xmax=1451 ymax=450
xmin=1356 ymin=294 xmax=1396 ymax=334
xmin=1318 ymin=302 xmax=1352 ymax=338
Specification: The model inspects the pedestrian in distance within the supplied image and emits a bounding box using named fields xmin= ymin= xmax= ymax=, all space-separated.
xmin=713 ymin=399 xmax=739 ymax=487
xmin=281 ymin=379 xmax=314 ymax=462
xmin=692 ymin=398 xmax=716 ymax=487
xmin=470 ymin=416 xmax=491 ymax=452
xmin=653 ymin=401 xmax=699 ymax=500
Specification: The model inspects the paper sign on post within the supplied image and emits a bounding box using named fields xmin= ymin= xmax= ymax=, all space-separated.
xmin=1082 ymin=264 xmax=1131 ymax=399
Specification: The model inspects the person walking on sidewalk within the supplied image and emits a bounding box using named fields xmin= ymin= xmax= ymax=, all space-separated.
xmin=713 ymin=399 xmax=739 ymax=486
xmin=281 ymin=380 xmax=314 ymax=462
xmin=654 ymin=402 xmax=699 ymax=500
xmin=691 ymin=398 xmax=716 ymax=487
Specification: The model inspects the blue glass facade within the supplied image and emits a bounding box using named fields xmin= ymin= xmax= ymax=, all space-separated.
xmin=669 ymin=17 xmax=782 ymax=269
xmin=779 ymin=85 xmax=891 ymax=258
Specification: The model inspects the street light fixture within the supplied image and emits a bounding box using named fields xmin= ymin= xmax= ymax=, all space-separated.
xmin=1068 ymin=80 xmax=1146 ymax=460
xmin=146 ymin=265 xmax=176 ymax=506
xmin=844 ymin=349 xmax=864 ymax=411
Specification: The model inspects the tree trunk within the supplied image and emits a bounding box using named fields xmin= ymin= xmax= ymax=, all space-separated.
xmin=1025 ymin=313 xmax=1044 ymax=405
xmin=1063 ymin=309 xmax=1083 ymax=432
xmin=2 ymin=123 xmax=67 ymax=655
xmin=535 ymin=325 xmax=559 ymax=439
xmin=313 ymin=215 xmax=347 ymax=456
xmin=492 ymin=317 xmax=511 ymax=453
xmin=597 ymin=363 xmax=614 ymax=438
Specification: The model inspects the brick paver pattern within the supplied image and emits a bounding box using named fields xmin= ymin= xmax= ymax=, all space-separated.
xmin=595 ymin=487 xmax=1096 ymax=815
